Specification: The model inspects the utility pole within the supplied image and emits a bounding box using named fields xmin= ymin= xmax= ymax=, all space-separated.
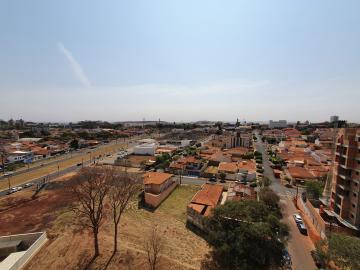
xmin=7 ymin=176 xmax=11 ymax=191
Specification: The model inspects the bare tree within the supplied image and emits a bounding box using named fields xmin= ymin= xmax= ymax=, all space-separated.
xmin=71 ymin=167 xmax=109 ymax=258
xmin=108 ymin=169 xmax=141 ymax=254
xmin=145 ymin=226 xmax=164 ymax=270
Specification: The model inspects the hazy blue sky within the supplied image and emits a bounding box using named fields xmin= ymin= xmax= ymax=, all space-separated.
xmin=0 ymin=1 xmax=359 ymax=123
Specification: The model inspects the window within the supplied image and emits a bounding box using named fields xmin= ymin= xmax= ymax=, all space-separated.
xmin=354 ymin=192 xmax=357 ymax=197
xmin=356 ymin=171 xmax=360 ymax=176
xmin=351 ymin=214 xmax=355 ymax=219
xmin=352 ymin=204 xmax=356 ymax=208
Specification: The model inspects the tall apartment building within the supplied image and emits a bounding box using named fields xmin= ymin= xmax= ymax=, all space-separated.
xmin=330 ymin=115 xmax=339 ymax=123
xmin=211 ymin=131 xmax=251 ymax=149
xmin=330 ymin=128 xmax=360 ymax=227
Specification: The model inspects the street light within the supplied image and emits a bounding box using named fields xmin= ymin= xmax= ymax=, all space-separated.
xmin=7 ymin=175 xmax=11 ymax=191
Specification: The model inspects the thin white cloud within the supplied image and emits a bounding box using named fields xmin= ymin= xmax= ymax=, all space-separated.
xmin=57 ymin=42 xmax=91 ymax=87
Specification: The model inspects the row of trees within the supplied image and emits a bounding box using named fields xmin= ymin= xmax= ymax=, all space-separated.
xmin=71 ymin=167 xmax=141 ymax=260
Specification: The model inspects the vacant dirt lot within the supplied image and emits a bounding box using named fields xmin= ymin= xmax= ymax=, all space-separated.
xmin=0 ymin=173 xmax=208 ymax=270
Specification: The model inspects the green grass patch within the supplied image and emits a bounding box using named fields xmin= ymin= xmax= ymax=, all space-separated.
xmin=158 ymin=185 xmax=201 ymax=222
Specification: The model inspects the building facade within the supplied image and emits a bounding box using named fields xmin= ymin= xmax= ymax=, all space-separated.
xmin=330 ymin=128 xmax=360 ymax=227
xmin=269 ymin=120 xmax=287 ymax=129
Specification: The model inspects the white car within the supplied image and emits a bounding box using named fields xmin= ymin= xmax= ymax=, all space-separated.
xmin=293 ymin=214 xmax=303 ymax=224
xmin=24 ymin=182 xmax=33 ymax=188
xmin=4 ymin=171 xmax=14 ymax=176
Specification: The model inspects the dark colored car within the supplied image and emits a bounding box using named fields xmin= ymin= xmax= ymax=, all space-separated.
xmin=282 ymin=249 xmax=292 ymax=269
xmin=209 ymin=176 xmax=217 ymax=182
xmin=297 ymin=222 xmax=308 ymax=235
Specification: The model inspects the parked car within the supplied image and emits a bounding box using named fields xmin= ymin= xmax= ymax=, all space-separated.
xmin=24 ymin=182 xmax=34 ymax=188
xmin=209 ymin=176 xmax=217 ymax=182
xmin=4 ymin=171 xmax=14 ymax=176
xmin=282 ymin=249 xmax=292 ymax=269
xmin=297 ymin=222 xmax=308 ymax=235
xmin=220 ymin=179 xmax=226 ymax=183
xmin=293 ymin=214 xmax=303 ymax=224
xmin=6 ymin=189 xmax=16 ymax=195
xmin=77 ymin=163 xmax=82 ymax=166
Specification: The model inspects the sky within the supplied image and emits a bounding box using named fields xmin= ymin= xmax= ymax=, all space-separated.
xmin=0 ymin=0 xmax=359 ymax=123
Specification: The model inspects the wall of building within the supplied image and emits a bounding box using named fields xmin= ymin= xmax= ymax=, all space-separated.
xmin=297 ymin=197 xmax=326 ymax=239
xmin=0 ymin=232 xmax=47 ymax=270
xmin=145 ymin=181 xmax=178 ymax=208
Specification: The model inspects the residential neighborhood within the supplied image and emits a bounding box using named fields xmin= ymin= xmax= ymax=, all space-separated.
xmin=1 ymin=116 xmax=360 ymax=270
xmin=1 ymin=1 xmax=360 ymax=269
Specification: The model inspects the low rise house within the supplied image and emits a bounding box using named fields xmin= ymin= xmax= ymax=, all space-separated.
xmin=218 ymin=160 xmax=256 ymax=181
xmin=169 ymin=156 xmax=204 ymax=176
xmin=227 ymin=182 xmax=257 ymax=201
xmin=286 ymin=166 xmax=317 ymax=184
xmin=187 ymin=184 xmax=224 ymax=230
xmin=144 ymin=172 xmax=177 ymax=208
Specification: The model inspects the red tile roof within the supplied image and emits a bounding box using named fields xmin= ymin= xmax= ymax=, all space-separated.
xmin=143 ymin=172 xmax=173 ymax=185
xmin=288 ymin=167 xmax=316 ymax=179
xmin=189 ymin=184 xmax=223 ymax=216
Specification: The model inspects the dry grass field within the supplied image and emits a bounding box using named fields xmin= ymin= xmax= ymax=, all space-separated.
xmin=0 ymin=174 xmax=208 ymax=270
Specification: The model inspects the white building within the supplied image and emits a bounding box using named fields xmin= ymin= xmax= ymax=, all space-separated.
xmin=133 ymin=143 xmax=157 ymax=155
xmin=269 ymin=120 xmax=287 ymax=129
xmin=7 ymin=151 xmax=33 ymax=163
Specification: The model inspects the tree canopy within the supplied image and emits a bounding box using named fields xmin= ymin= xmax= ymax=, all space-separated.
xmin=203 ymin=200 xmax=289 ymax=270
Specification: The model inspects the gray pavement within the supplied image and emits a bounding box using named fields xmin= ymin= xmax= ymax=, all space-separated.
xmin=254 ymin=132 xmax=317 ymax=270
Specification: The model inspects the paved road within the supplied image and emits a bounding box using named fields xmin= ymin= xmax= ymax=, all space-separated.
xmin=0 ymin=136 xmax=142 ymax=180
xmin=0 ymin=138 xmax=141 ymax=197
xmin=254 ymin=132 xmax=316 ymax=270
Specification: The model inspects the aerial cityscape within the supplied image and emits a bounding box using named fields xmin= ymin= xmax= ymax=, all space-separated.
xmin=1 ymin=1 xmax=360 ymax=270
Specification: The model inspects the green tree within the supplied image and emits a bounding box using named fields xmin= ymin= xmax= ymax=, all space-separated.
xmin=202 ymin=200 xmax=289 ymax=270
xmin=70 ymin=139 xmax=79 ymax=149
xmin=305 ymin=181 xmax=324 ymax=200
xmin=315 ymin=233 xmax=360 ymax=270
xmin=259 ymin=187 xmax=280 ymax=214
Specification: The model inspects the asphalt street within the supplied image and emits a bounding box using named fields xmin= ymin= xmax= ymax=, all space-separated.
xmin=255 ymin=132 xmax=317 ymax=270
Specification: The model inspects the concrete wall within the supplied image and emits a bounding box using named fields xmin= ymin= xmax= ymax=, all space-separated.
xmin=145 ymin=181 xmax=178 ymax=208
xmin=297 ymin=197 xmax=326 ymax=239
xmin=0 ymin=232 xmax=47 ymax=270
